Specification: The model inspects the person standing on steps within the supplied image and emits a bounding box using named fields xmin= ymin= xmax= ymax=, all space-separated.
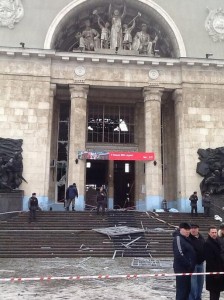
xmin=188 ymin=224 xmax=205 ymax=300
xmin=96 ymin=186 xmax=107 ymax=216
xmin=66 ymin=183 xmax=78 ymax=211
xmin=28 ymin=192 xmax=39 ymax=222
xmin=189 ymin=191 xmax=198 ymax=216
xmin=202 ymin=191 xmax=211 ymax=217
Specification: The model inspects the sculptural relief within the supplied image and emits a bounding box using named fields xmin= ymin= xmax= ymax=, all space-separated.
xmin=197 ymin=147 xmax=224 ymax=195
xmin=0 ymin=0 xmax=24 ymax=29
xmin=205 ymin=8 xmax=224 ymax=42
xmin=52 ymin=1 xmax=175 ymax=57
xmin=68 ymin=1 xmax=163 ymax=57
xmin=0 ymin=138 xmax=26 ymax=190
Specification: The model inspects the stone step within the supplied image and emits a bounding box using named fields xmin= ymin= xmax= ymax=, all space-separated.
xmin=0 ymin=210 xmax=221 ymax=258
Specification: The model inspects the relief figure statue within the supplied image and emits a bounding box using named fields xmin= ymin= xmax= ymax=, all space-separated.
xmin=109 ymin=2 xmax=126 ymax=49
xmin=79 ymin=19 xmax=100 ymax=51
xmin=98 ymin=17 xmax=110 ymax=49
xmin=122 ymin=19 xmax=135 ymax=50
xmin=133 ymin=23 xmax=158 ymax=55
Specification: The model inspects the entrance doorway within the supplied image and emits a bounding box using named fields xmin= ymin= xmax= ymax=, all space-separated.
xmin=114 ymin=161 xmax=135 ymax=209
xmin=85 ymin=160 xmax=108 ymax=209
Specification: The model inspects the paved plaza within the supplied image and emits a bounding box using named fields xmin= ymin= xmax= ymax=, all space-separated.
xmin=0 ymin=257 xmax=215 ymax=299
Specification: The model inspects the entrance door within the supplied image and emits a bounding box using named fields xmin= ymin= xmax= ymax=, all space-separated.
xmin=85 ymin=160 xmax=108 ymax=209
xmin=114 ymin=161 xmax=135 ymax=209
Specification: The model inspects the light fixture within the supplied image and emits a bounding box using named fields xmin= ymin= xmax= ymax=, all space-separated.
xmin=206 ymin=53 xmax=213 ymax=59
xmin=125 ymin=163 xmax=130 ymax=173
xmin=75 ymin=158 xmax=79 ymax=164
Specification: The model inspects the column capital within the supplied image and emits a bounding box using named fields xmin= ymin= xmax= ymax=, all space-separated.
xmin=69 ymin=84 xmax=89 ymax=100
xmin=172 ymin=89 xmax=183 ymax=104
xmin=50 ymin=83 xmax=56 ymax=97
xmin=143 ymin=87 xmax=163 ymax=103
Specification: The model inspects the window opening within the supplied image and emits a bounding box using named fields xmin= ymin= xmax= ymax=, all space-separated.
xmin=56 ymin=102 xmax=70 ymax=202
xmin=88 ymin=103 xmax=135 ymax=143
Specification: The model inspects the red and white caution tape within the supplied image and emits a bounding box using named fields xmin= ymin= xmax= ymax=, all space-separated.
xmin=0 ymin=271 xmax=224 ymax=283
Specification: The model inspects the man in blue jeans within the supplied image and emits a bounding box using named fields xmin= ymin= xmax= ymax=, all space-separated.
xmin=189 ymin=224 xmax=205 ymax=300
xmin=66 ymin=183 xmax=78 ymax=211
xmin=173 ymin=222 xmax=196 ymax=300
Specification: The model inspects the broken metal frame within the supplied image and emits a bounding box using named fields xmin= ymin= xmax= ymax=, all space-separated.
xmin=131 ymin=257 xmax=172 ymax=269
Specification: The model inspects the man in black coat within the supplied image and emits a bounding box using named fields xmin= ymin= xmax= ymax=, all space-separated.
xmin=173 ymin=222 xmax=196 ymax=300
xmin=28 ymin=192 xmax=39 ymax=222
xmin=189 ymin=191 xmax=198 ymax=216
xmin=204 ymin=226 xmax=224 ymax=300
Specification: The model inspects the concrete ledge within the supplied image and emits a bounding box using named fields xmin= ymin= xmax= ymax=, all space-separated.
xmin=0 ymin=190 xmax=23 ymax=213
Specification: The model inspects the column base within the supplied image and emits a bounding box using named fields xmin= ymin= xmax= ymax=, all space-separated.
xmin=145 ymin=195 xmax=162 ymax=211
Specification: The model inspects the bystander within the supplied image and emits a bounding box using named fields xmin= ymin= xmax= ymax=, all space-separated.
xmin=173 ymin=222 xmax=196 ymax=300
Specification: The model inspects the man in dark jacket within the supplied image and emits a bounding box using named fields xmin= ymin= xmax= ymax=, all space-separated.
xmin=202 ymin=192 xmax=211 ymax=216
xmin=28 ymin=192 xmax=39 ymax=222
xmin=173 ymin=222 xmax=196 ymax=300
xmin=189 ymin=224 xmax=205 ymax=300
xmin=204 ymin=226 xmax=224 ymax=300
xmin=189 ymin=191 xmax=198 ymax=216
xmin=66 ymin=183 xmax=78 ymax=211
xmin=96 ymin=186 xmax=106 ymax=215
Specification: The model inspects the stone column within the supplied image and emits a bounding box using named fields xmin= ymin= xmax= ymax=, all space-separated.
xmin=135 ymin=102 xmax=145 ymax=210
xmin=68 ymin=84 xmax=89 ymax=211
xmin=108 ymin=160 xmax=114 ymax=209
xmin=143 ymin=87 xmax=163 ymax=211
xmin=172 ymin=89 xmax=186 ymax=211
xmin=47 ymin=84 xmax=57 ymax=202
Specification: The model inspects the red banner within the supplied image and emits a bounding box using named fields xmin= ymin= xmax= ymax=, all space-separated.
xmin=109 ymin=152 xmax=155 ymax=161
xmin=78 ymin=151 xmax=155 ymax=161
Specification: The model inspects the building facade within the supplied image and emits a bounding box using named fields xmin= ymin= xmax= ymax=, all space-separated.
xmin=0 ymin=0 xmax=224 ymax=212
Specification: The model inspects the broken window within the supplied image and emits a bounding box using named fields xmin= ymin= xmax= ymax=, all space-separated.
xmin=87 ymin=103 xmax=135 ymax=144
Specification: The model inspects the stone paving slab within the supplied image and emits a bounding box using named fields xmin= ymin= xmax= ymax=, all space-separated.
xmin=0 ymin=257 xmax=217 ymax=299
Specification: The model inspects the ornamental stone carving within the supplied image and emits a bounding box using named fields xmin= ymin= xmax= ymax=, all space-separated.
xmin=0 ymin=0 xmax=24 ymax=29
xmin=74 ymin=65 xmax=86 ymax=77
xmin=205 ymin=8 xmax=224 ymax=42
xmin=148 ymin=69 xmax=159 ymax=80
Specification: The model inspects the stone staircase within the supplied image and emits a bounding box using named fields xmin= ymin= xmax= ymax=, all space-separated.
xmin=0 ymin=210 xmax=221 ymax=258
